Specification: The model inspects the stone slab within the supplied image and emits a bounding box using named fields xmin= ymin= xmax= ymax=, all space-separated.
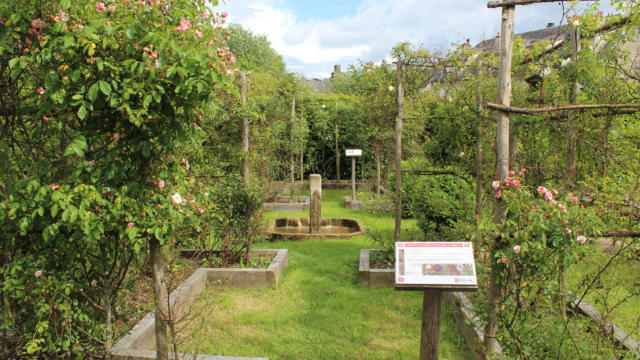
xmin=344 ymin=196 xmax=364 ymax=210
xmin=112 ymin=250 xmax=288 ymax=360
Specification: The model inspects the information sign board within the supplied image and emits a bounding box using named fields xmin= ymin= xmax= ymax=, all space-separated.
xmin=345 ymin=149 xmax=362 ymax=157
xmin=395 ymin=242 xmax=477 ymax=290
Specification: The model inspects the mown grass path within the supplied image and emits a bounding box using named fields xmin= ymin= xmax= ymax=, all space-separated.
xmin=182 ymin=190 xmax=472 ymax=359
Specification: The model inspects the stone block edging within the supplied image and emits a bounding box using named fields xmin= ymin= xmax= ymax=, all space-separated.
xmin=266 ymin=218 xmax=365 ymax=240
xmin=358 ymin=249 xmax=395 ymax=287
xmin=344 ymin=196 xmax=364 ymax=210
xmin=572 ymin=296 xmax=640 ymax=357
xmin=112 ymin=249 xmax=288 ymax=360
xmin=262 ymin=196 xmax=310 ymax=212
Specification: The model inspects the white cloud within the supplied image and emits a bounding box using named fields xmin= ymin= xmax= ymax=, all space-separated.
xmin=218 ymin=0 xmax=615 ymax=78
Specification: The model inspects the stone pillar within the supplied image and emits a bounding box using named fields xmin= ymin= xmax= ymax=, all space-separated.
xmin=309 ymin=190 xmax=321 ymax=234
xmin=309 ymin=174 xmax=322 ymax=199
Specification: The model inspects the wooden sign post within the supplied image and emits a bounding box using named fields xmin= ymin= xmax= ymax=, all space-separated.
xmin=395 ymin=242 xmax=478 ymax=360
xmin=345 ymin=149 xmax=362 ymax=200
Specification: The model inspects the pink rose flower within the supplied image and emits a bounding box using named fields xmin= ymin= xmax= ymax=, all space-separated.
xmin=508 ymin=170 xmax=515 ymax=176
xmin=96 ymin=2 xmax=107 ymax=13
xmin=195 ymin=29 xmax=203 ymax=38
xmin=537 ymin=186 xmax=547 ymax=194
xmin=491 ymin=180 xmax=500 ymax=190
xmin=158 ymin=180 xmax=165 ymax=189
xmin=127 ymin=222 xmax=134 ymax=227
xmin=572 ymin=196 xmax=578 ymax=204
xmin=512 ymin=179 xmax=521 ymax=188
xmin=501 ymin=257 xmax=510 ymax=264
xmin=200 ymin=11 xmax=210 ymax=19
xmin=495 ymin=190 xmax=502 ymax=199
xmin=31 ymin=18 xmax=46 ymax=29
xmin=174 ymin=18 xmax=191 ymax=32
xmin=35 ymin=270 xmax=43 ymax=278
xmin=518 ymin=168 xmax=526 ymax=176
xmin=513 ymin=245 xmax=521 ymax=254
xmin=171 ymin=192 xmax=182 ymax=204
xmin=37 ymin=87 xmax=45 ymax=95
xmin=577 ymin=235 xmax=587 ymax=244
xmin=108 ymin=5 xmax=116 ymax=12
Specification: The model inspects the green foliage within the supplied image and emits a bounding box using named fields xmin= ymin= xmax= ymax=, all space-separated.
xmin=227 ymin=24 xmax=286 ymax=74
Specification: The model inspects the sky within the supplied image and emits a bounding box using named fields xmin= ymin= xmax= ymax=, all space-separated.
xmin=217 ymin=0 xmax=617 ymax=79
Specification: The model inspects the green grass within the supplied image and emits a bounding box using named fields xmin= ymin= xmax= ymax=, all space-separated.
xmin=177 ymin=190 xmax=473 ymax=359
xmin=568 ymin=246 xmax=640 ymax=338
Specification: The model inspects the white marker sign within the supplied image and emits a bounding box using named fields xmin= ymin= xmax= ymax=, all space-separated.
xmin=395 ymin=242 xmax=477 ymax=289
xmin=345 ymin=149 xmax=362 ymax=157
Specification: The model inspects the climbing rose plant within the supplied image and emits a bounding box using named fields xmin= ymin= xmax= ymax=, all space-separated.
xmin=0 ymin=0 xmax=236 ymax=356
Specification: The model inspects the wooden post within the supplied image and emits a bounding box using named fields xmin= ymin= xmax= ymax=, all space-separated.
xmin=566 ymin=24 xmax=580 ymax=183
xmin=335 ymin=100 xmax=340 ymax=181
xmin=150 ymin=238 xmax=169 ymax=360
xmin=394 ymin=61 xmax=405 ymax=243
xmin=376 ymin=152 xmax=381 ymax=195
xmin=290 ymin=95 xmax=296 ymax=196
xmin=300 ymin=93 xmax=304 ymax=185
xmin=475 ymin=92 xmax=484 ymax=221
xmin=420 ymin=291 xmax=442 ymax=360
xmin=352 ymin=156 xmax=357 ymax=201
xmin=241 ymin=72 xmax=249 ymax=184
xmin=486 ymin=3 xmax=515 ymax=356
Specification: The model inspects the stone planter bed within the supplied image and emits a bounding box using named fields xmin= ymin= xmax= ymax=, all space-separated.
xmin=344 ymin=195 xmax=364 ymax=210
xmin=111 ymin=249 xmax=288 ymax=360
xmin=262 ymin=196 xmax=310 ymax=212
xmin=357 ymin=249 xmax=501 ymax=359
xmin=266 ymin=218 xmax=365 ymax=240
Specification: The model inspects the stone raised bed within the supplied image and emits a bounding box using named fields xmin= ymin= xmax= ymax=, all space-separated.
xmin=571 ymin=295 xmax=640 ymax=357
xmin=357 ymin=249 xmax=501 ymax=359
xmin=344 ymin=195 xmax=364 ymax=210
xmin=111 ymin=249 xmax=288 ymax=360
xmin=266 ymin=218 xmax=365 ymax=240
xmin=358 ymin=249 xmax=395 ymax=287
xmin=262 ymin=196 xmax=310 ymax=212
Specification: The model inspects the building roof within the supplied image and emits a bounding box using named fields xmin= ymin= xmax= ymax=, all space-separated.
xmin=474 ymin=24 xmax=569 ymax=52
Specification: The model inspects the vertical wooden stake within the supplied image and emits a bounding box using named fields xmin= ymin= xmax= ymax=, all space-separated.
xmin=335 ymin=100 xmax=340 ymax=181
xmin=394 ymin=60 xmax=405 ymax=243
xmin=566 ymin=24 xmax=580 ymax=183
xmin=475 ymin=91 xmax=484 ymax=222
xmin=376 ymin=152 xmax=381 ymax=195
xmin=420 ymin=290 xmax=442 ymax=360
xmin=486 ymin=3 xmax=515 ymax=357
xmin=352 ymin=157 xmax=357 ymax=201
xmin=290 ymin=95 xmax=296 ymax=196
xmin=241 ymin=72 xmax=249 ymax=184
xmin=299 ymin=93 xmax=304 ymax=184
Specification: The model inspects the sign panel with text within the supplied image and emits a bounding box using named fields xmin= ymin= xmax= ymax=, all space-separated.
xmin=345 ymin=149 xmax=362 ymax=157
xmin=395 ymin=242 xmax=477 ymax=289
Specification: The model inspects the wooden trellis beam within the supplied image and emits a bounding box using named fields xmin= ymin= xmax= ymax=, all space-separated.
xmin=487 ymin=102 xmax=640 ymax=115
xmin=488 ymin=0 xmax=595 ymax=8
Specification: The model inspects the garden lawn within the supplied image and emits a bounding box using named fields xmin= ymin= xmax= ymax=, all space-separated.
xmin=177 ymin=189 xmax=473 ymax=359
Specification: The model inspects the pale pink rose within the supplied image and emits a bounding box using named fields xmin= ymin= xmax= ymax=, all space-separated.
xmin=518 ymin=168 xmax=526 ymax=176
xmin=226 ymin=69 xmax=234 ymax=77
xmin=572 ymin=197 xmax=578 ymax=204
xmin=566 ymin=228 xmax=572 ymax=234
xmin=512 ymin=179 xmax=521 ymax=188
xmin=190 ymin=198 xmax=196 ymax=204
xmin=127 ymin=222 xmax=134 ymax=227
xmin=577 ymin=235 xmax=587 ymax=244
xmin=222 ymin=12 xmax=228 ymax=17
xmin=544 ymin=192 xmax=553 ymax=201
xmin=35 ymin=270 xmax=43 ymax=277
xmin=171 ymin=192 xmax=182 ymax=204
xmin=158 ymin=180 xmax=165 ymax=189
xmin=96 ymin=2 xmax=107 ymax=13
xmin=537 ymin=186 xmax=547 ymax=194
xmin=491 ymin=180 xmax=500 ymax=190
xmin=108 ymin=5 xmax=116 ymax=12
xmin=174 ymin=18 xmax=191 ymax=32
xmin=31 ymin=18 xmax=46 ymax=29
xmin=200 ymin=11 xmax=210 ymax=19
xmin=495 ymin=190 xmax=502 ymax=199
xmin=195 ymin=29 xmax=203 ymax=38
xmin=505 ymin=178 xmax=512 ymax=187
xmin=549 ymin=199 xmax=557 ymax=206
xmin=198 ymin=208 xmax=205 ymax=214
xmin=513 ymin=245 xmax=521 ymax=254
xmin=508 ymin=170 xmax=515 ymax=176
